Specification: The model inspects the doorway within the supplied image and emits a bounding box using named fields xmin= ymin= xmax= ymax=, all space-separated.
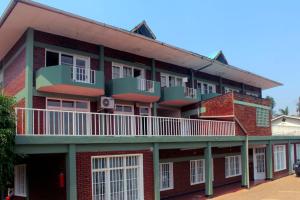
xmin=253 ymin=147 xmax=266 ymax=180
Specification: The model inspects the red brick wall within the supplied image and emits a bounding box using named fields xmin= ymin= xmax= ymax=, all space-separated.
xmin=234 ymin=93 xmax=271 ymax=136
xmin=3 ymin=49 xmax=26 ymax=96
xmin=76 ymin=150 xmax=154 ymax=200
xmin=200 ymin=92 xmax=234 ymax=117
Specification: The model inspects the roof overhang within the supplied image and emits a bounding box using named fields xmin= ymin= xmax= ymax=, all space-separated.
xmin=0 ymin=0 xmax=282 ymax=90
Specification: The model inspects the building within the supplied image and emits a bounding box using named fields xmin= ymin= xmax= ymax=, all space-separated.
xmin=272 ymin=115 xmax=300 ymax=136
xmin=0 ymin=1 xmax=299 ymax=200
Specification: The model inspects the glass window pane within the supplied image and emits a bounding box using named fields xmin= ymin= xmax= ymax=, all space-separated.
xmin=46 ymin=51 xmax=59 ymax=67
xmin=161 ymin=76 xmax=167 ymax=87
xmin=169 ymin=76 xmax=175 ymax=87
xmin=112 ymin=66 xmax=121 ymax=79
xmin=76 ymin=101 xmax=88 ymax=109
xmin=47 ymin=99 xmax=61 ymax=107
xmin=61 ymin=54 xmax=73 ymax=66
xmin=62 ymin=101 xmax=74 ymax=108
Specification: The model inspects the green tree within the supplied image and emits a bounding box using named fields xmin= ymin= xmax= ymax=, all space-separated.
xmin=0 ymin=94 xmax=16 ymax=198
xmin=266 ymin=96 xmax=276 ymax=114
xmin=296 ymin=97 xmax=300 ymax=116
xmin=279 ymin=106 xmax=289 ymax=115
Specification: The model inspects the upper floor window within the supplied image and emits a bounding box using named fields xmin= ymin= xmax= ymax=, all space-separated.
xmin=196 ymin=81 xmax=216 ymax=94
xmin=112 ymin=62 xmax=144 ymax=79
xmin=160 ymin=73 xmax=185 ymax=87
xmin=246 ymin=91 xmax=259 ymax=97
xmin=45 ymin=50 xmax=90 ymax=69
xmin=224 ymin=87 xmax=240 ymax=93
xmin=256 ymin=108 xmax=270 ymax=127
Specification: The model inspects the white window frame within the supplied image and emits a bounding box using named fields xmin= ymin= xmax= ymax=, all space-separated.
xmin=196 ymin=81 xmax=216 ymax=94
xmin=274 ymin=145 xmax=287 ymax=172
xmin=224 ymin=87 xmax=240 ymax=93
xmin=138 ymin=106 xmax=151 ymax=116
xmin=45 ymin=49 xmax=90 ymax=69
xmin=46 ymin=98 xmax=90 ymax=112
xmin=159 ymin=162 xmax=174 ymax=191
xmin=160 ymin=73 xmax=185 ymax=88
xmin=114 ymin=104 xmax=134 ymax=115
xmin=296 ymin=144 xmax=300 ymax=160
xmin=91 ymin=154 xmax=144 ymax=200
xmin=225 ymin=155 xmax=242 ymax=178
xmin=112 ymin=62 xmax=145 ymax=79
xmin=14 ymin=164 xmax=27 ymax=197
xmin=190 ymin=159 xmax=205 ymax=185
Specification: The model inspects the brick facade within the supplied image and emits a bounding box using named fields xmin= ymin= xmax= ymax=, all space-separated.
xmin=76 ymin=150 xmax=154 ymax=200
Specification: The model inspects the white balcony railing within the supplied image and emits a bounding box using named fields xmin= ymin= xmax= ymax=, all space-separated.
xmin=272 ymin=125 xmax=300 ymax=136
xmin=137 ymin=78 xmax=155 ymax=93
xmin=72 ymin=67 xmax=96 ymax=84
xmin=184 ymin=87 xmax=197 ymax=99
xmin=15 ymin=108 xmax=235 ymax=136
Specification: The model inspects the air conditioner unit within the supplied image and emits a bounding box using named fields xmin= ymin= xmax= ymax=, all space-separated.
xmin=99 ymin=97 xmax=115 ymax=110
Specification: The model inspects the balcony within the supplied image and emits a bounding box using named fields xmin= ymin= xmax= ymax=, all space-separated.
xmin=160 ymin=86 xmax=201 ymax=106
xmin=15 ymin=108 xmax=235 ymax=137
xmin=36 ymin=65 xmax=105 ymax=97
xmin=109 ymin=77 xmax=161 ymax=103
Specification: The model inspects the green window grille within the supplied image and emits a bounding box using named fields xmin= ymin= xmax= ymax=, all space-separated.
xmin=256 ymin=107 xmax=270 ymax=127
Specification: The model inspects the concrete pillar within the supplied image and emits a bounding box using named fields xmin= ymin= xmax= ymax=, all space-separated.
xmin=25 ymin=28 xmax=34 ymax=135
xmin=151 ymin=59 xmax=157 ymax=116
xmin=66 ymin=144 xmax=77 ymax=200
xmin=205 ymin=142 xmax=213 ymax=197
xmin=266 ymin=141 xmax=273 ymax=180
xmin=153 ymin=143 xmax=160 ymax=200
xmin=288 ymin=141 xmax=294 ymax=174
xmin=241 ymin=140 xmax=249 ymax=187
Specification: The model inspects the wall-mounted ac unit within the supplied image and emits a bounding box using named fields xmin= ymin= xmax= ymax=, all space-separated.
xmin=98 ymin=97 xmax=115 ymax=110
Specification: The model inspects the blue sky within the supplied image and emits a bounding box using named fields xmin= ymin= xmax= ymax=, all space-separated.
xmin=1 ymin=0 xmax=299 ymax=114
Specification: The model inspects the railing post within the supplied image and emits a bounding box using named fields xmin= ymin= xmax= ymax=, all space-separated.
xmin=153 ymin=143 xmax=160 ymax=200
xmin=205 ymin=142 xmax=213 ymax=197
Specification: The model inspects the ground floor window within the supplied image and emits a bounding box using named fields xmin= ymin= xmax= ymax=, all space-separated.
xmin=160 ymin=162 xmax=174 ymax=191
xmin=14 ymin=164 xmax=27 ymax=197
xmin=296 ymin=144 xmax=300 ymax=160
xmin=274 ymin=145 xmax=287 ymax=172
xmin=92 ymin=154 xmax=144 ymax=200
xmin=190 ymin=159 xmax=205 ymax=185
xmin=225 ymin=155 xmax=241 ymax=178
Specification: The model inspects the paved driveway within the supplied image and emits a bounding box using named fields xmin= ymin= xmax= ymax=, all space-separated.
xmin=213 ymin=175 xmax=300 ymax=200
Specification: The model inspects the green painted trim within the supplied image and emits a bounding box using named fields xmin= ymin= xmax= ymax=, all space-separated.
xmin=288 ymin=141 xmax=293 ymax=174
xmin=234 ymin=100 xmax=271 ymax=110
xmin=160 ymin=152 xmax=242 ymax=163
xmin=205 ymin=142 xmax=213 ymax=196
xmin=25 ymin=28 xmax=34 ymax=135
xmin=153 ymin=143 xmax=160 ymax=200
xmin=266 ymin=141 xmax=273 ymax=180
xmin=76 ymin=143 xmax=152 ymax=152
xmin=99 ymin=45 xmax=104 ymax=71
xmin=15 ymin=88 xmax=26 ymax=102
xmin=211 ymin=141 xmax=243 ymax=147
xmin=159 ymin=142 xmax=207 ymax=150
xmin=15 ymin=144 xmax=68 ymax=154
xmin=161 ymin=86 xmax=201 ymax=103
xmin=66 ymin=144 xmax=77 ymax=200
xmin=200 ymin=107 xmax=206 ymax=113
xmin=33 ymin=89 xmax=98 ymax=101
xmin=34 ymin=41 xmax=99 ymax=59
xmin=105 ymin=57 xmax=151 ymax=70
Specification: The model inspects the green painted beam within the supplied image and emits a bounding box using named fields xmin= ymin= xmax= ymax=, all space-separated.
xmin=76 ymin=143 xmax=152 ymax=152
xmin=66 ymin=144 xmax=77 ymax=200
xmin=15 ymin=144 xmax=68 ymax=154
xmin=153 ymin=143 xmax=160 ymax=200
xmin=159 ymin=142 xmax=207 ymax=150
xmin=205 ymin=142 xmax=213 ymax=197
xmin=266 ymin=141 xmax=273 ymax=180
xmin=234 ymin=100 xmax=271 ymax=110
xmin=25 ymin=28 xmax=34 ymax=135
xmin=241 ymin=140 xmax=249 ymax=187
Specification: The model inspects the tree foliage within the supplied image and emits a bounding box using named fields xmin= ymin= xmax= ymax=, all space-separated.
xmin=265 ymin=96 xmax=276 ymax=110
xmin=0 ymin=94 xmax=16 ymax=195
xmin=279 ymin=106 xmax=289 ymax=116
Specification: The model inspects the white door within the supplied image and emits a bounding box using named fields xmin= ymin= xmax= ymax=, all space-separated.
xmin=253 ymin=148 xmax=266 ymax=180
